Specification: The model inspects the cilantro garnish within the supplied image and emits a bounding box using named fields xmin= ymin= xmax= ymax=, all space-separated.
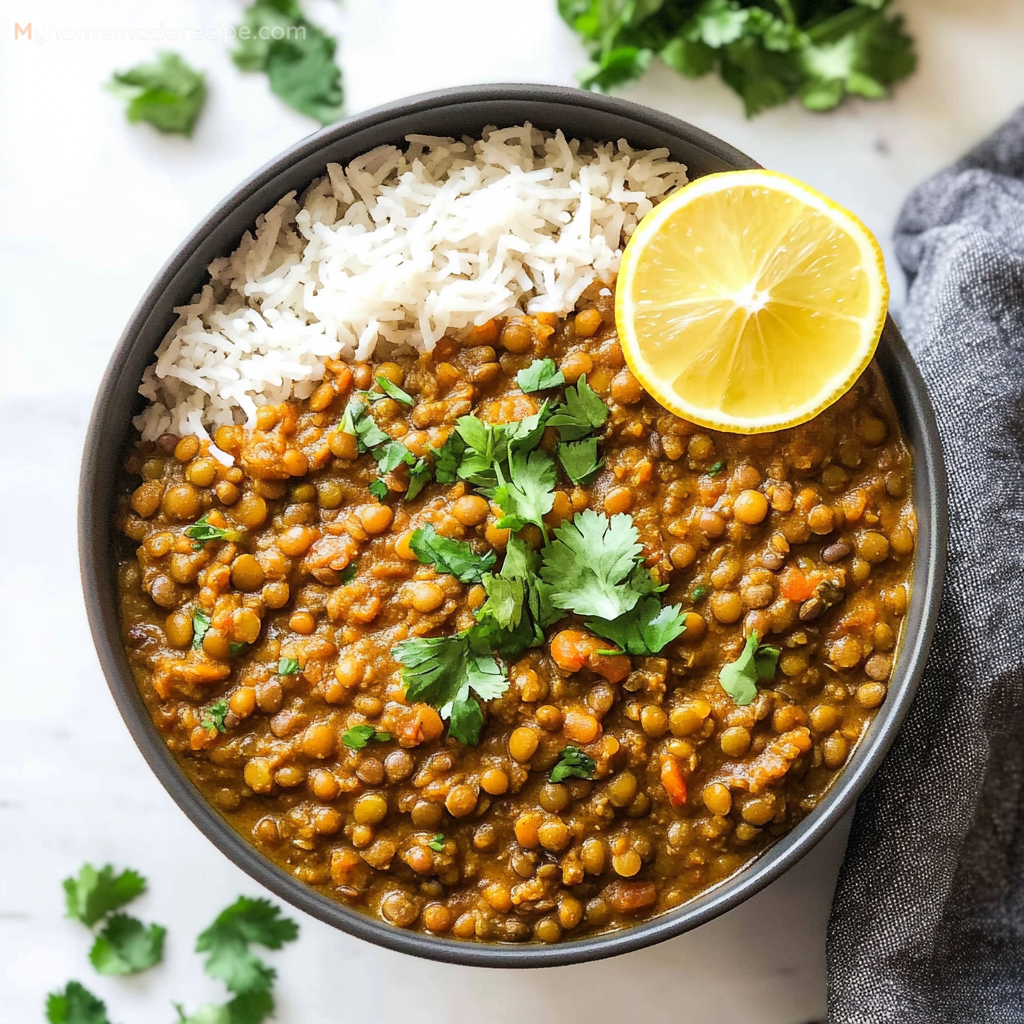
xmin=339 ymin=401 xmax=389 ymax=451
xmin=200 ymin=700 xmax=230 ymax=734
xmin=409 ymin=524 xmax=496 ymax=583
xmin=368 ymin=479 xmax=389 ymax=501
xmin=550 ymin=746 xmax=597 ymax=783
xmin=492 ymin=450 xmax=558 ymax=533
xmin=587 ymin=597 xmax=686 ymax=655
xmin=339 ymin=561 xmax=358 ymax=585
xmin=517 ymin=358 xmax=565 ymax=393
xmin=392 ymin=628 xmax=508 ymax=745
xmin=432 ymin=432 xmax=466 ymax=484
xmin=718 ymin=630 xmax=780 ymax=706
xmin=539 ymin=509 xmax=655 ymax=619
xmin=46 ymin=981 xmax=110 ymax=1024
xmin=196 ymin=897 xmax=299 ymax=1001
xmin=546 ymin=376 xmax=609 ymax=441
xmin=63 ymin=865 xmax=147 ymax=928
xmin=707 ymin=460 xmax=726 ymax=476
xmin=341 ymin=725 xmax=392 ymax=750
xmin=229 ymin=642 xmax=249 ymax=658
xmin=560 ymin=0 xmax=917 ymax=118
xmin=89 ymin=914 xmax=167 ymax=976
xmin=375 ymin=376 xmax=414 ymax=405
xmin=108 ymin=51 xmax=207 ymax=137
xmin=690 ymin=584 xmax=709 ymax=603
xmin=277 ymin=657 xmax=300 ymax=676
xmin=557 ymin=437 xmax=602 ymax=485
xmin=232 ymin=0 xmax=344 ymax=124
xmin=186 ymin=513 xmax=244 ymax=551
xmin=406 ymin=457 xmax=433 ymax=501
xmin=427 ymin=834 xmax=446 ymax=852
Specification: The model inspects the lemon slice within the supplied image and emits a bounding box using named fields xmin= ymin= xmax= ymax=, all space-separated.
xmin=615 ymin=169 xmax=888 ymax=433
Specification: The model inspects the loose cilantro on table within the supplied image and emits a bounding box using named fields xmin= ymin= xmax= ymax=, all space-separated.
xmin=45 ymin=981 xmax=111 ymax=1024
xmin=718 ymin=629 xmax=780 ymax=705
xmin=108 ymin=51 xmax=207 ymax=136
xmin=539 ymin=509 xmax=655 ymax=620
xmin=409 ymin=524 xmax=497 ymax=583
xmin=392 ymin=628 xmax=509 ymax=745
xmin=232 ymin=0 xmax=344 ymax=124
xmin=557 ymin=437 xmax=602 ymax=486
xmin=89 ymin=914 xmax=166 ymax=976
xmin=63 ymin=864 xmax=165 ymax=981
xmin=550 ymin=746 xmax=597 ymax=783
xmin=200 ymin=700 xmax=230 ymax=734
xmin=546 ymin=376 xmax=609 ymax=441
xmin=64 ymin=865 xmax=147 ymax=929
xmin=587 ymin=597 xmax=687 ymax=656
xmin=185 ymin=513 xmax=244 ymax=551
xmin=277 ymin=657 xmax=300 ymax=676
xmin=341 ymin=725 xmax=392 ymax=750
xmin=517 ymin=358 xmax=565 ymax=393
xmin=427 ymin=834 xmax=446 ymax=852
xmin=558 ymin=0 xmax=917 ymax=117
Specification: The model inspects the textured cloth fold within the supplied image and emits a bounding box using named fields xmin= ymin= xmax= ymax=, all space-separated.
xmin=827 ymin=110 xmax=1024 ymax=1023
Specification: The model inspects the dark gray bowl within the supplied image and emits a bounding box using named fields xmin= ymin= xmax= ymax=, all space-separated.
xmin=79 ymin=84 xmax=947 ymax=968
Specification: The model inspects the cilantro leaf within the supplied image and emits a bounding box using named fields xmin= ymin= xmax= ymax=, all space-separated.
xmin=427 ymin=834 xmax=446 ymax=852
xmin=718 ymin=630 xmax=780 ymax=705
xmin=375 ymin=439 xmax=415 ymax=474
xmin=539 ymin=509 xmax=647 ymax=619
xmin=550 ymin=746 xmax=597 ymax=783
xmin=478 ymin=573 xmax=525 ymax=630
xmin=175 ymin=991 xmax=273 ymax=1024
xmin=46 ymin=981 xmax=110 ymax=1024
xmin=229 ymin=642 xmax=249 ymax=658
xmin=368 ymin=479 xmax=389 ymax=501
xmin=707 ymin=460 xmax=726 ymax=476
xmin=201 ymin=700 xmax=230 ymax=734
xmin=108 ymin=51 xmax=206 ymax=137
xmin=432 ymin=432 xmax=467 ymax=484
xmin=587 ymin=597 xmax=687 ymax=655
xmin=339 ymin=401 xmax=389 ymax=451
xmin=341 ymin=725 xmax=391 ymax=750
xmin=375 ymin=376 xmax=414 ymax=406
xmin=409 ymin=524 xmax=497 ymax=583
xmin=89 ymin=913 xmax=166 ymax=975
xmin=517 ymin=358 xmax=565 ymax=393
xmin=492 ymin=450 xmax=557 ymax=533
xmin=232 ymin=0 xmax=344 ymax=124
xmin=557 ymin=438 xmax=602 ymax=485
xmin=690 ymin=584 xmax=709 ymax=603
xmin=547 ymin=376 xmax=609 ymax=441
xmin=63 ymin=864 xmax=146 ymax=928
xmin=195 ymin=897 xmax=299 ymax=997
xmin=392 ymin=628 xmax=508 ymax=745
xmin=277 ymin=657 xmax=300 ymax=676
xmin=406 ymin=457 xmax=433 ymax=500
xmin=186 ymin=513 xmax=244 ymax=551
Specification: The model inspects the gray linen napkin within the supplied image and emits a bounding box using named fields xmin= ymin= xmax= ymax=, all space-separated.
xmin=827 ymin=110 xmax=1024 ymax=1022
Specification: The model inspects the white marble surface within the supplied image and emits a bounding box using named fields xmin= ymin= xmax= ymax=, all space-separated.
xmin=1 ymin=1 xmax=1021 ymax=1020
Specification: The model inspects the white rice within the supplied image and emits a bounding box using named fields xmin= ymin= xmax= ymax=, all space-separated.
xmin=135 ymin=124 xmax=688 ymax=456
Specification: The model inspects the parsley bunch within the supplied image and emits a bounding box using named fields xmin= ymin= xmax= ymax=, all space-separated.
xmin=558 ymin=0 xmax=917 ymax=117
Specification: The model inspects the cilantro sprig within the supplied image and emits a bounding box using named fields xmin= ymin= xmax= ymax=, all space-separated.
xmin=559 ymin=0 xmax=917 ymax=117
xmin=550 ymin=746 xmax=597 ymax=783
xmin=718 ymin=630 xmax=780 ymax=705
xmin=200 ymin=700 xmax=230 ymax=734
xmin=108 ymin=51 xmax=207 ymax=137
xmin=341 ymin=725 xmax=392 ymax=750
xmin=338 ymin=400 xmax=431 ymax=501
xmin=62 ymin=865 xmax=165 ymax=978
xmin=517 ymin=358 xmax=565 ymax=393
xmin=185 ymin=513 xmax=244 ymax=551
xmin=46 ymin=982 xmax=111 ymax=1024
xmin=547 ymin=376 xmax=609 ymax=441
xmin=232 ymin=0 xmax=344 ymax=124
xmin=392 ymin=627 xmax=509 ymax=745
xmin=408 ymin=524 xmax=497 ymax=583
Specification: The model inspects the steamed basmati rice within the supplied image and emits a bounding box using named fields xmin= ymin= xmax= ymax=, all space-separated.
xmin=135 ymin=124 xmax=688 ymax=454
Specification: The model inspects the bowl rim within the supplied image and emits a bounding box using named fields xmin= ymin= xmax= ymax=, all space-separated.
xmin=79 ymin=82 xmax=948 ymax=968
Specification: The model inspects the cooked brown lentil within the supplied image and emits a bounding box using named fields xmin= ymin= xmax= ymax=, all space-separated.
xmin=115 ymin=288 xmax=915 ymax=944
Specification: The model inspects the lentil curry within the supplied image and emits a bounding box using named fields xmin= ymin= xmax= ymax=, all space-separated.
xmin=116 ymin=287 xmax=915 ymax=944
